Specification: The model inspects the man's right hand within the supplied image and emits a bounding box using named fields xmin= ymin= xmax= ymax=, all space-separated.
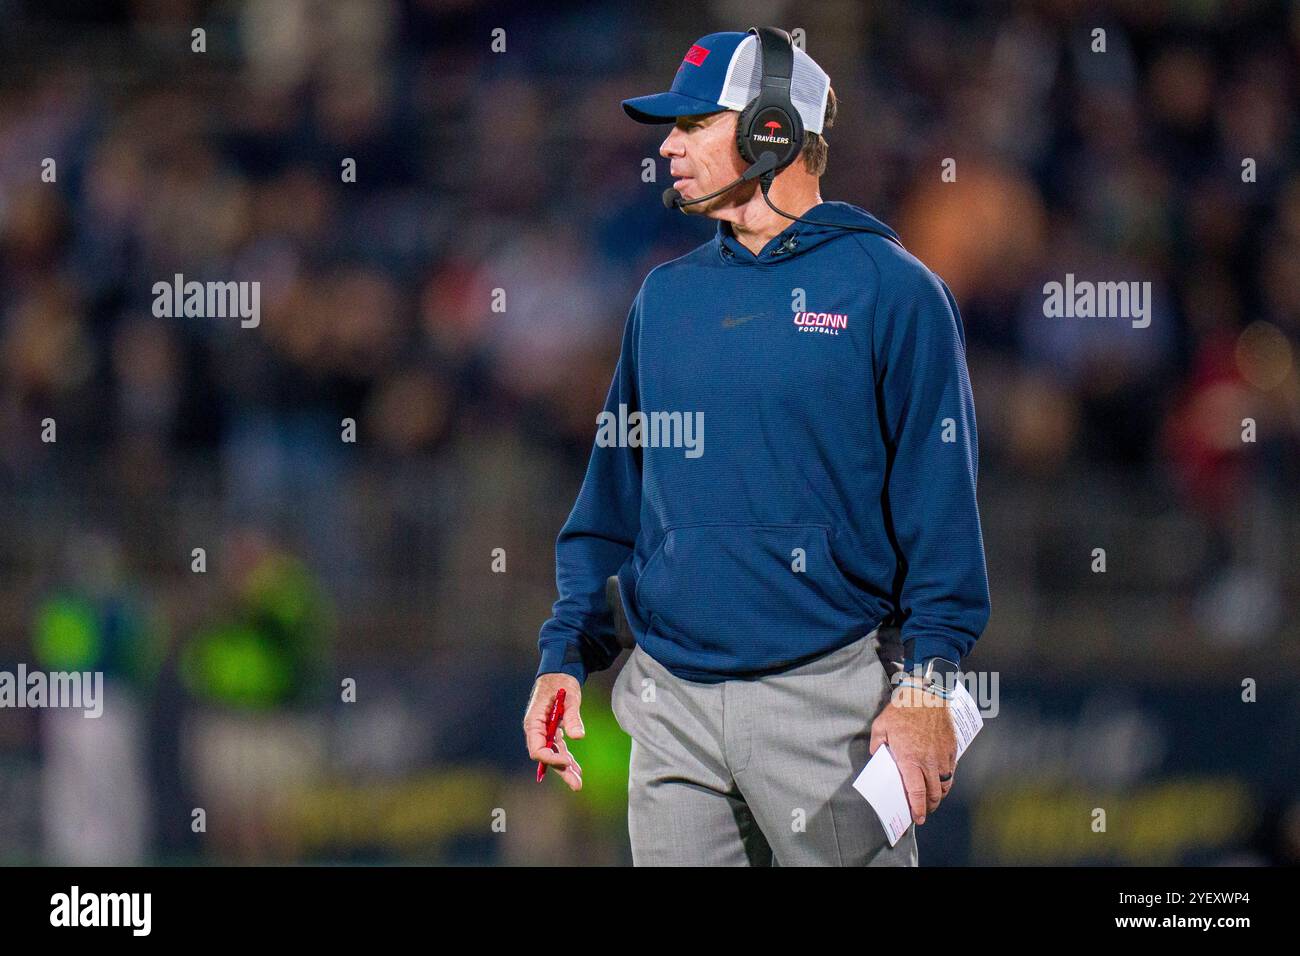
xmin=524 ymin=674 xmax=585 ymax=791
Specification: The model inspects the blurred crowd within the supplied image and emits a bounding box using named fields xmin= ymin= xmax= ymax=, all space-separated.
xmin=0 ymin=0 xmax=1297 ymax=864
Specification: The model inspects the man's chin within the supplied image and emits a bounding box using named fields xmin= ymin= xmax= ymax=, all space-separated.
xmin=675 ymin=181 xmax=754 ymax=217
xmin=675 ymin=191 xmax=720 ymax=216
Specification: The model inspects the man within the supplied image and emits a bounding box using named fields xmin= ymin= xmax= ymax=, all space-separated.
xmin=523 ymin=28 xmax=990 ymax=866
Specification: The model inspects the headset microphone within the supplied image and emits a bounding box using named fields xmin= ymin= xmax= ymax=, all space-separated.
xmin=662 ymin=151 xmax=779 ymax=209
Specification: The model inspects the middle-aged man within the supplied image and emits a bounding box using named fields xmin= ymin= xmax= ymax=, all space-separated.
xmin=523 ymin=27 xmax=991 ymax=866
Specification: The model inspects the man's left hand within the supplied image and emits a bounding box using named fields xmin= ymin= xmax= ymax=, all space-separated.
xmin=868 ymin=684 xmax=957 ymax=825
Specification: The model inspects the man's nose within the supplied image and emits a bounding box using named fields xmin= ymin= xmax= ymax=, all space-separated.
xmin=660 ymin=127 xmax=684 ymax=158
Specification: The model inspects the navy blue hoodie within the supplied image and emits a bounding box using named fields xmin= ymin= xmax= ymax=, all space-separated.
xmin=538 ymin=202 xmax=990 ymax=684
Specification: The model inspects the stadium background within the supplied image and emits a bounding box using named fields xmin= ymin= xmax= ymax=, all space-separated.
xmin=0 ymin=0 xmax=1297 ymax=865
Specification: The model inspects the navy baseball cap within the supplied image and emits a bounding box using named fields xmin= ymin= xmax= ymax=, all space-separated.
xmin=622 ymin=31 xmax=831 ymax=134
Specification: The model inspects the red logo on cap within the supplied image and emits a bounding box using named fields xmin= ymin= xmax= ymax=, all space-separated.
xmin=764 ymin=120 xmax=782 ymax=131
xmin=683 ymin=45 xmax=710 ymax=66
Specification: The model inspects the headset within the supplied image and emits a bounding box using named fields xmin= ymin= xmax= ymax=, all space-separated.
xmin=734 ymin=26 xmax=805 ymax=181
xmin=664 ymin=26 xmax=902 ymax=247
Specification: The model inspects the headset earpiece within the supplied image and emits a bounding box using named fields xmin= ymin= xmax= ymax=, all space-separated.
xmin=735 ymin=27 xmax=805 ymax=178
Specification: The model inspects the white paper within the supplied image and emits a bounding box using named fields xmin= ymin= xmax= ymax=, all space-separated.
xmin=946 ymin=680 xmax=984 ymax=760
xmin=852 ymin=681 xmax=984 ymax=846
xmin=852 ymin=743 xmax=913 ymax=846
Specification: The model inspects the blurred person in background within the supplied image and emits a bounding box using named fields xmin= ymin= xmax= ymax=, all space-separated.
xmin=524 ymin=28 xmax=989 ymax=866
xmin=178 ymin=527 xmax=333 ymax=861
xmin=35 ymin=532 xmax=164 ymax=865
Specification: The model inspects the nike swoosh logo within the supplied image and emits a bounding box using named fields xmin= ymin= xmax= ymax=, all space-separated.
xmin=721 ymin=314 xmax=761 ymax=328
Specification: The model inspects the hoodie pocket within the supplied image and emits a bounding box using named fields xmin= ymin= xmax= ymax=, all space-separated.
xmin=634 ymin=523 xmax=876 ymax=666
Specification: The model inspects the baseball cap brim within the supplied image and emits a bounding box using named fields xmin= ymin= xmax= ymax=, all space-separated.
xmin=622 ymin=91 xmax=729 ymax=124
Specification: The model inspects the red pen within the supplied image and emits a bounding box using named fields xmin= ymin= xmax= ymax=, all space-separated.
xmin=535 ymin=688 xmax=567 ymax=782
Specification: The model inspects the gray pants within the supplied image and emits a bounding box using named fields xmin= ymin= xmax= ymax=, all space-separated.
xmin=611 ymin=629 xmax=918 ymax=866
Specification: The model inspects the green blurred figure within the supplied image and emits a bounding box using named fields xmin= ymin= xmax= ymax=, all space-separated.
xmin=178 ymin=528 xmax=335 ymax=862
xmin=180 ymin=531 xmax=333 ymax=710
xmin=33 ymin=532 xmax=165 ymax=864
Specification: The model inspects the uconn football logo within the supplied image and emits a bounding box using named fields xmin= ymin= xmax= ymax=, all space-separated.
xmin=793 ymin=311 xmax=848 ymax=335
